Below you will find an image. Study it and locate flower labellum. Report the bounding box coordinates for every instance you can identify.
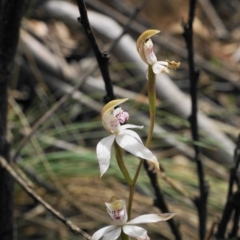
[136,29,180,76]
[92,197,176,240]
[96,98,159,176]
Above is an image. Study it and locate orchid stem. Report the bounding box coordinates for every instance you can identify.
[127,160,142,219]
[146,65,156,148]
[127,65,156,219]
[114,141,133,187]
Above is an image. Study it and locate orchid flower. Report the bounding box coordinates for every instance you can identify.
[136,29,180,77]
[96,98,159,177]
[92,197,176,240]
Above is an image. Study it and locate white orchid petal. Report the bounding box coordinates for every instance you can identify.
[120,129,143,143]
[127,213,176,225]
[96,134,116,177]
[116,134,159,169]
[152,62,169,74]
[92,225,114,240]
[120,124,143,130]
[102,226,121,240]
[123,225,149,240]
[144,39,157,64]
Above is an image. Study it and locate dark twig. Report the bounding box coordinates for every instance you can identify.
[143,161,182,240]
[76,0,115,103]
[215,190,240,239]
[215,135,240,239]
[0,157,91,240]
[0,1,25,239]
[182,1,208,239]
[228,135,240,199]
[229,206,240,238]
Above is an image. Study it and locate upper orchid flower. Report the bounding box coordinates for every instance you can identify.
[136,29,180,77]
[96,98,159,177]
[92,197,176,240]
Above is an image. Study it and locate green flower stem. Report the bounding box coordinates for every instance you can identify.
[114,141,133,187]
[127,157,143,219]
[121,230,129,240]
[127,65,156,219]
[146,65,156,148]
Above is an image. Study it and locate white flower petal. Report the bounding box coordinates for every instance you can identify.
[127,213,176,225]
[102,226,121,240]
[96,134,116,176]
[92,225,114,240]
[120,124,143,130]
[116,134,159,169]
[119,129,143,144]
[152,62,169,74]
[144,38,157,65]
[123,225,149,240]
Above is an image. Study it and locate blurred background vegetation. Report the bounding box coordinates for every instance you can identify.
[8,0,240,239]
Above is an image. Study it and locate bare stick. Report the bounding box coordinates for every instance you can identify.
[182,1,208,239]
[0,156,91,240]
[215,135,240,238]
[0,1,25,239]
[76,0,115,103]
[143,161,182,240]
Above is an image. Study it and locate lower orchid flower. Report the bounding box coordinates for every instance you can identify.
[92,197,176,240]
[96,98,159,177]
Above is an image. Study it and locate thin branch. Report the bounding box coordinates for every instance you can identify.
[229,206,240,238]
[0,1,25,239]
[0,156,91,240]
[215,134,240,238]
[182,1,208,239]
[143,161,182,240]
[228,135,240,199]
[215,190,240,239]
[76,0,115,103]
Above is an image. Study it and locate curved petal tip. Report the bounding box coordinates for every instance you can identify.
[136,29,160,64]
[101,98,128,117]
